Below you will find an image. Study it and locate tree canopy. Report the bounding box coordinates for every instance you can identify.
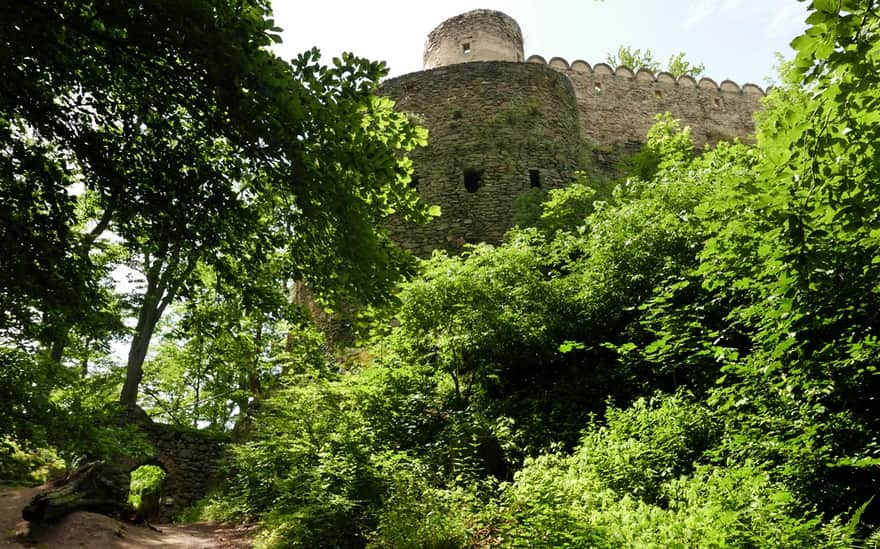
[0,0,430,407]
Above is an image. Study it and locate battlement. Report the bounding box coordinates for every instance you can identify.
[515,54,764,148]
[526,55,765,96]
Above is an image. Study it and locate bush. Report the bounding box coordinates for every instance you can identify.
[0,437,65,485]
[367,456,480,549]
[218,377,383,547]
[492,395,854,548]
[573,393,718,505]
[128,464,166,509]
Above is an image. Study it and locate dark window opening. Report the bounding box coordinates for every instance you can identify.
[593,81,602,92]
[463,169,481,193]
[529,169,541,188]
[713,97,722,107]
[408,174,420,189]
[654,90,663,99]
[462,42,471,54]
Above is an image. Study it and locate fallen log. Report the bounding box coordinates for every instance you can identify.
[22,461,136,523]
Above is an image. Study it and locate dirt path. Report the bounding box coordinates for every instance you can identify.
[0,485,255,548]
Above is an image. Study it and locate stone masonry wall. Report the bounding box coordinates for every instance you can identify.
[527,55,764,149]
[138,420,228,521]
[113,411,230,522]
[424,10,524,69]
[380,61,582,256]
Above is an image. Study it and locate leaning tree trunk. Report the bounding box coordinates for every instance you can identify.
[119,248,194,407]
[120,298,163,407]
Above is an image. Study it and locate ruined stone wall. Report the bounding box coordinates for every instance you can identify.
[135,420,228,521]
[424,9,524,69]
[527,55,764,149]
[380,61,582,256]
[106,409,230,522]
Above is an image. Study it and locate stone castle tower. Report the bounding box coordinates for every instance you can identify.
[380,9,764,256]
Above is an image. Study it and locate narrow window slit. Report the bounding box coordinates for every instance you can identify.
[529,169,541,188]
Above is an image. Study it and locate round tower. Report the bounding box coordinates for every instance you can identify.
[423,9,524,69]
[380,61,581,255]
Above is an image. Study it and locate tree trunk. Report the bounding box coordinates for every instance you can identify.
[118,247,194,408]
[119,291,163,407]
[193,332,203,428]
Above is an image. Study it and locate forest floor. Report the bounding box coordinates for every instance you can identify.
[0,485,255,548]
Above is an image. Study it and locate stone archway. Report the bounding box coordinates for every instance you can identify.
[23,409,229,524]
[129,417,229,521]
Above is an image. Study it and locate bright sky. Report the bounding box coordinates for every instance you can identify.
[271,0,808,87]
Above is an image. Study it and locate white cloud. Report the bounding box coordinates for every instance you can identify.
[686,0,718,28]
[765,2,808,40]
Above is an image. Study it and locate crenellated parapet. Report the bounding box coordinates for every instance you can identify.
[526,55,765,95]
[526,54,764,148]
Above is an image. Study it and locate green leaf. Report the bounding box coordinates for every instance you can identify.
[813,0,838,13]
[559,340,586,353]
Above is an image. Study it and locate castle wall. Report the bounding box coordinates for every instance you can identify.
[380,61,582,256]
[527,56,764,149]
[382,11,765,257]
[424,10,524,69]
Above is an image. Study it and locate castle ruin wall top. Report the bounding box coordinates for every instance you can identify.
[424,9,524,69]
[525,54,765,148]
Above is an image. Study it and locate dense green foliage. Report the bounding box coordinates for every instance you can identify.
[128,464,166,509]
[0,0,430,420]
[3,0,880,547]
[1,0,429,453]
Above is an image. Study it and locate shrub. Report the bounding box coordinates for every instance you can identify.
[367,456,479,549]
[0,437,65,485]
[573,393,718,505]
[492,394,853,548]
